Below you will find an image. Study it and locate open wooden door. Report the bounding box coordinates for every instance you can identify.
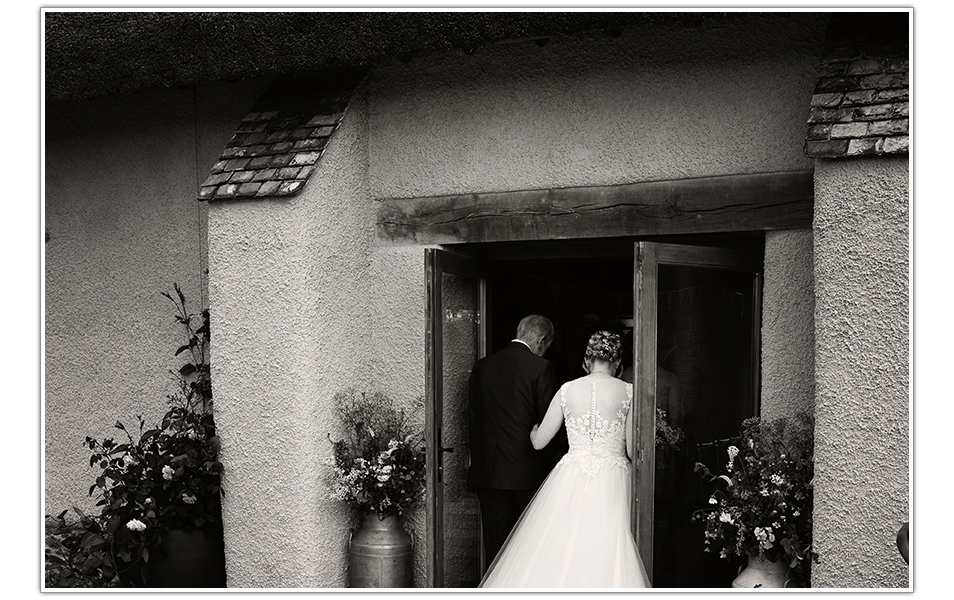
[424,248,488,587]
[632,241,762,587]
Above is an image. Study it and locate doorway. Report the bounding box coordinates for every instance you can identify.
[425,234,763,588]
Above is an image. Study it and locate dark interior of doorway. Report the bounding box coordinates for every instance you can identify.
[490,254,635,385]
[453,233,764,588]
[469,233,763,386]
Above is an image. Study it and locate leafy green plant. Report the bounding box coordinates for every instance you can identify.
[693,411,818,585]
[45,511,120,588]
[327,390,426,519]
[49,285,221,587]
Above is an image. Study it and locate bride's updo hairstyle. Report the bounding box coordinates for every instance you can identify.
[584,330,622,364]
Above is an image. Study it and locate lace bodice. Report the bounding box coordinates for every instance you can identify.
[557,377,633,476]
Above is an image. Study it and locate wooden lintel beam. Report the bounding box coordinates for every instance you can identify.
[375,170,814,245]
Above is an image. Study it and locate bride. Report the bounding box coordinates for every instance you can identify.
[479,330,651,588]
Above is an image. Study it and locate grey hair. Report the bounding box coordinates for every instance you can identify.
[515,315,554,344]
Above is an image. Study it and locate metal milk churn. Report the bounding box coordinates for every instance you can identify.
[349,512,413,587]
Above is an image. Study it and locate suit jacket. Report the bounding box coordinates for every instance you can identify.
[467,341,559,490]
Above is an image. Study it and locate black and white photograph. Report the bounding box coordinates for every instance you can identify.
[21,1,939,594]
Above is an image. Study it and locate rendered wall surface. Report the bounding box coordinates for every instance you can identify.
[367,13,826,199]
[207,96,433,587]
[811,156,909,588]
[44,79,267,519]
[368,243,429,585]
[760,230,816,420]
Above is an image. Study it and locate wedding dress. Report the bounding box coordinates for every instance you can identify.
[479,375,651,588]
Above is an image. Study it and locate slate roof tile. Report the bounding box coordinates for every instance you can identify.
[199,68,366,201]
[804,14,908,159]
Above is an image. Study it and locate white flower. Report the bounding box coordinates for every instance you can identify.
[709,497,718,505]
[182,492,197,504]
[719,512,733,524]
[770,474,784,486]
[793,510,801,517]
[374,463,394,482]
[725,445,740,470]
[162,465,175,480]
[754,527,776,550]
[126,518,147,532]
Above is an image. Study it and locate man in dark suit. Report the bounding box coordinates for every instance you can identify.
[468,314,562,567]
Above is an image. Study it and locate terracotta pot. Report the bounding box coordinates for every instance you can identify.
[349,512,413,588]
[147,528,226,588]
[731,552,790,588]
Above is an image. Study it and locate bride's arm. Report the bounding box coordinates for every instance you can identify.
[530,393,564,450]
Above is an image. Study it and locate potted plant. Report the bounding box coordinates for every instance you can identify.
[693,411,818,588]
[327,389,426,588]
[54,285,225,588]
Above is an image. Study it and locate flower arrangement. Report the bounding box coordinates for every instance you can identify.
[51,285,222,587]
[693,411,818,583]
[328,389,426,519]
[655,407,685,451]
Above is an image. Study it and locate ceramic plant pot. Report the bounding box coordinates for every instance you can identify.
[731,552,790,588]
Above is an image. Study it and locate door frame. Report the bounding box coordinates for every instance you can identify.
[631,241,763,582]
[425,238,764,587]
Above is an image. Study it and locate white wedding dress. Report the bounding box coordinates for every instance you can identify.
[479,375,651,588]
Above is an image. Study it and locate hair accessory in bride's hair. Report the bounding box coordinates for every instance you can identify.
[585,330,621,363]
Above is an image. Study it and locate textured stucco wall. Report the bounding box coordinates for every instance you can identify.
[207,96,430,587]
[760,230,816,420]
[367,13,826,198]
[44,79,265,518]
[811,157,909,588]
[368,244,429,585]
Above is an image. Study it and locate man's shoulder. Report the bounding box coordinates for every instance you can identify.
[505,344,554,373]
[477,342,549,369]
[496,342,538,361]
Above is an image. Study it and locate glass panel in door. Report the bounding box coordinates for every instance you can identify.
[652,263,759,587]
[633,242,761,588]
[425,249,486,588]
